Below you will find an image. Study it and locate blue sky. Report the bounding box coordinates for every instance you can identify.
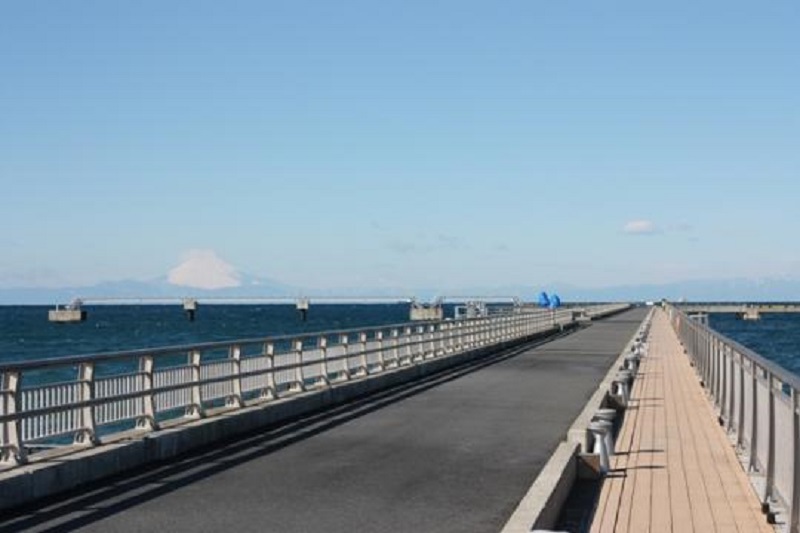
[1,1,798,292]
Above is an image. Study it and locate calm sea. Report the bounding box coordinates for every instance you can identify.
[0,304,419,364]
[708,312,800,377]
[1,305,799,379]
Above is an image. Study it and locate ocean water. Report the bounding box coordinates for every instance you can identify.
[2,305,799,380]
[708,312,800,377]
[0,304,420,364]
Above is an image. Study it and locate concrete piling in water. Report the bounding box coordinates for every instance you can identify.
[183,299,198,321]
[296,298,310,321]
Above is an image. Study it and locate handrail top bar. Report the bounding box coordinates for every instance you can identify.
[671,304,800,391]
[0,309,564,372]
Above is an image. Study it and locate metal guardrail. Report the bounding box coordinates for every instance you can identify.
[0,304,628,467]
[667,305,800,533]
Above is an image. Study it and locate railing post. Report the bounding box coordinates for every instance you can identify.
[318,337,330,385]
[358,332,368,375]
[228,344,243,408]
[390,329,400,367]
[763,372,776,507]
[727,346,735,432]
[712,337,720,402]
[446,322,455,353]
[340,334,351,379]
[402,327,412,364]
[293,339,306,392]
[136,356,159,431]
[790,388,800,533]
[452,322,462,353]
[749,362,759,472]
[261,342,276,400]
[469,319,476,347]
[719,341,727,419]
[187,349,204,418]
[414,326,424,362]
[375,331,385,370]
[1,371,27,465]
[701,327,707,385]
[737,353,746,449]
[703,331,710,386]
[75,362,98,445]
[711,334,717,394]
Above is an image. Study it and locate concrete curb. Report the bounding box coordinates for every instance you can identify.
[499,308,653,532]
[500,440,580,533]
[0,325,574,513]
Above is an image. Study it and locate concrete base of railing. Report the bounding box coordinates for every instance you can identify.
[0,325,576,513]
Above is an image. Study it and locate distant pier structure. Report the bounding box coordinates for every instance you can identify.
[677,302,800,321]
[409,299,444,321]
[296,298,310,321]
[48,299,87,323]
[183,299,198,321]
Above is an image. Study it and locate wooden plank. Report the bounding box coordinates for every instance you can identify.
[661,327,694,533]
[625,353,657,531]
[649,343,671,532]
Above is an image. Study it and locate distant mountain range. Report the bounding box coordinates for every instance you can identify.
[3,276,800,305]
[3,250,800,304]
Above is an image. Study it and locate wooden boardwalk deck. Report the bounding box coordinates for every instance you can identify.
[590,309,773,533]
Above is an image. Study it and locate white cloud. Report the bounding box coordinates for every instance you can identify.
[623,220,659,235]
[167,250,242,289]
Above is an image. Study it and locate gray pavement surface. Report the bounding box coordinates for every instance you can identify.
[2,308,646,533]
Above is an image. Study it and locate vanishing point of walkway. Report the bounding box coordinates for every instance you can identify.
[590,309,772,532]
[1,309,645,533]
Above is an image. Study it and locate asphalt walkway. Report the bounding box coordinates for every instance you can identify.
[2,309,646,533]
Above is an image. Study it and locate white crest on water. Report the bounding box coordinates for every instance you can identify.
[167,250,242,289]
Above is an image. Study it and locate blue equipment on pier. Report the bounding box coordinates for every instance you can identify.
[537,292,551,307]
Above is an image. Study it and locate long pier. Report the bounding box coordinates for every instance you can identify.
[2,302,797,531]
